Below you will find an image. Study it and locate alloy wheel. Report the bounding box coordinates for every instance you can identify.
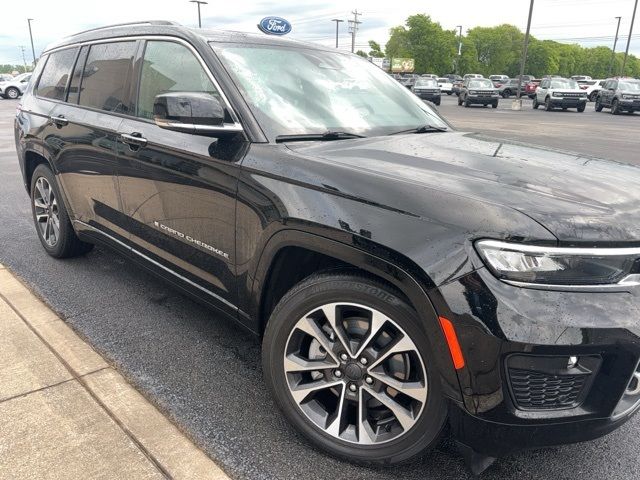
[283,302,427,445]
[6,88,19,99]
[33,177,60,247]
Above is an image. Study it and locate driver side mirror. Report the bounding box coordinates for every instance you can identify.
[153,92,242,137]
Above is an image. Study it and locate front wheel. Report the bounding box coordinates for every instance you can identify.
[5,87,20,99]
[545,97,553,111]
[30,164,94,258]
[491,101,498,108]
[262,272,447,465]
[611,99,621,115]
[577,103,586,113]
[464,97,471,107]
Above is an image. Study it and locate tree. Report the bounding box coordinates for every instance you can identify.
[368,40,385,58]
[355,50,368,58]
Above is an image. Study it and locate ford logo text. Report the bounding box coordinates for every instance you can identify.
[257,16,292,36]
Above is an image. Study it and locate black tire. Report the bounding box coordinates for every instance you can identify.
[532,96,539,109]
[434,98,441,106]
[457,95,462,106]
[501,90,511,98]
[464,97,471,108]
[262,272,447,465]
[595,96,603,112]
[545,96,553,111]
[5,87,20,99]
[447,92,452,96]
[577,103,586,113]
[589,91,599,102]
[491,101,498,108]
[30,164,94,258]
[611,99,621,115]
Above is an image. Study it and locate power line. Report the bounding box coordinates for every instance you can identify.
[348,10,362,53]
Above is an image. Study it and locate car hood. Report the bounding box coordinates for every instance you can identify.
[286,132,640,244]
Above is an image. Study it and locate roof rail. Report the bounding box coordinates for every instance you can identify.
[70,20,180,37]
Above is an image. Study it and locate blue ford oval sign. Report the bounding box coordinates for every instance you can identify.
[258,16,292,36]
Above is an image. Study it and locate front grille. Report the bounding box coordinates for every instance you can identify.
[557,92,583,98]
[508,368,588,409]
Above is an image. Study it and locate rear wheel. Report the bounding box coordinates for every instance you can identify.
[589,91,599,102]
[262,272,446,465]
[30,164,93,258]
[501,90,511,98]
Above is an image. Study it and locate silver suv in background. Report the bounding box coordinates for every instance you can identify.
[533,77,587,112]
[0,72,32,99]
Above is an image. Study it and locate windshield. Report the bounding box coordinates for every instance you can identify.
[415,78,437,87]
[619,80,640,91]
[469,79,493,89]
[550,79,579,89]
[213,44,447,140]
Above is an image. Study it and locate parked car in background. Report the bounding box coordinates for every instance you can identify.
[497,78,523,98]
[444,73,462,82]
[582,79,606,101]
[595,77,640,114]
[489,74,509,87]
[463,73,484,80]
[437,77,454,95]
[452,79,464,96]
[0,72,32,99]
[421,73,438,79]
[571,75,592,81]
[525,79,541,98]
[533,77,587,112]
[400,73,419,89]
[412,77,441,105]
[458,77,499,107]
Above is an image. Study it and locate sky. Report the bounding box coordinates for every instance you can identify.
[1,0,638,66]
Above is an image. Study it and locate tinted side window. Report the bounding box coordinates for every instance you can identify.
[67,46,89,104]
[137,41,219,120]
[36,48,78,101]
[79,41,137,113]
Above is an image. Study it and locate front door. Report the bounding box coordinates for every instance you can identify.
[116,39,245,314]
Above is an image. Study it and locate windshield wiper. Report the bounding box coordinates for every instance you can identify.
[275,131,366,143]
[389,125,448,135]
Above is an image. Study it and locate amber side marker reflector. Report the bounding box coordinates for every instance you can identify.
[438,316,465,370]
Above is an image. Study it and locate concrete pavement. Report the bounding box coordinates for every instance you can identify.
[0,264,229,480]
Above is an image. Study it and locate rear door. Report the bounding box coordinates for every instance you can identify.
[45,40,139,241]
[115,38,245,315]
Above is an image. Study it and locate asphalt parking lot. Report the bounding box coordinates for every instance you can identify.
[1,96,640,480]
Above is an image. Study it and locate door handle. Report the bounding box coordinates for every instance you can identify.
[120,132,148,148]
[50,115,68,128]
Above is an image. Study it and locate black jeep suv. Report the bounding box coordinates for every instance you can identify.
[14,21,640,471]
[595,77,640,114]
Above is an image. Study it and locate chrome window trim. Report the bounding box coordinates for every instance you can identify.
[42,35,242,129]
[477,239,640,257]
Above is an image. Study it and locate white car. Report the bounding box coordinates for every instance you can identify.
[533,77,587,112]
[0,72,32,99]
[436,77,453,95]
[581,79,606,102]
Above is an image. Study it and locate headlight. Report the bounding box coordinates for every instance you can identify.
[468,90,478,95]
[475,240,640,286]
[552,92,562,97]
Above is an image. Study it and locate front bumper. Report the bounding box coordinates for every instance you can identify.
[414,90,441,101]
[550,97,587,107]
[467,94,499,104]
[620,99,640,111]
[430,266,640,456]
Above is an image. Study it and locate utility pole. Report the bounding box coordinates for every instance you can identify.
[27,18,36,66]
[331,19,344,48]
[609,16,622,76]
[19,46,28,73]
[514,0,534,109]
[348,10,362,54]
[456,25,462,75]
[189,0,208,28]
[621,0,638,76]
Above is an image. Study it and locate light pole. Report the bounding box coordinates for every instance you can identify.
[609,16,622,76]
[621,0,638,76]
[189,0,208,28]
[331,19,344,48]
[27,18,36,66]
[514,0,534,109]
[456,25,462,75]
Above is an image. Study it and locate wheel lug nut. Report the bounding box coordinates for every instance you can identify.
[334,370,342,378]
[360,357,368,365]
[365,376,373,385]
[349,383,357,392]
[340,353,348,362]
